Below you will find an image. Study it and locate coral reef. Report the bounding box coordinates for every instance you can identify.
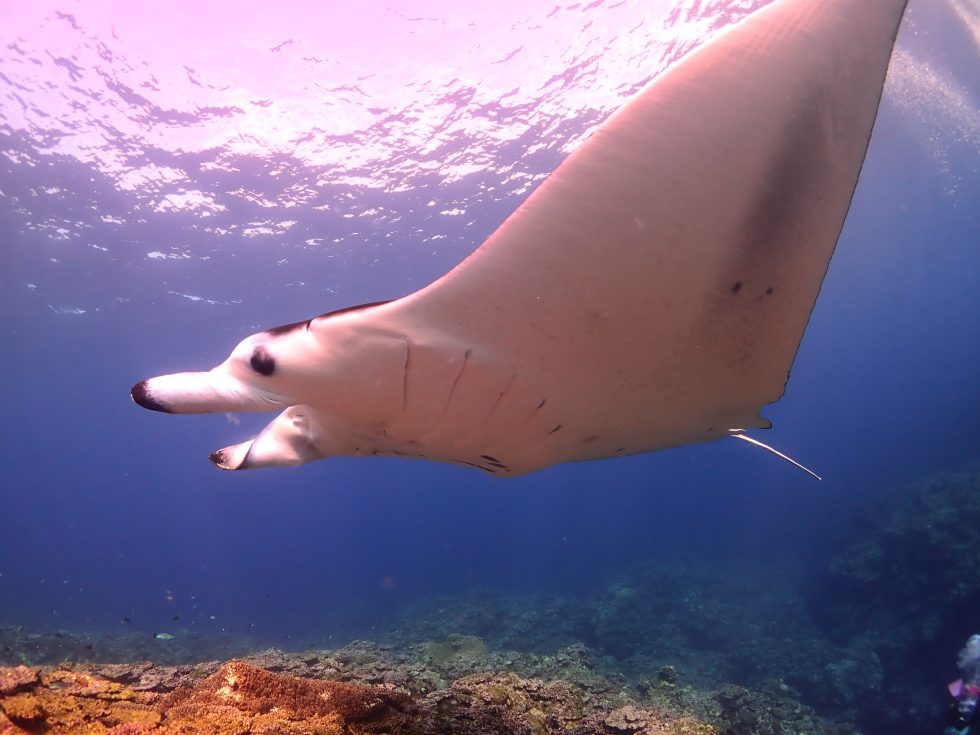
[0,655,720,735]
[0,664,161,734]
[160,659,413,734]
[714,683,855,735]
[6,469,977,734]
[389,560,868,717]
[0,659,411,734]
[0,573,864,735]
[820,471,980,636]
[812,470,980,734]
[393,588,587,653]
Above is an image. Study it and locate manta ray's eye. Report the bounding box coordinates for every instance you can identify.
[250,346,275,376]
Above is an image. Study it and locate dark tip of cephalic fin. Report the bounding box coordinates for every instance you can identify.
[209,448,238,471]
[131,380,173,413]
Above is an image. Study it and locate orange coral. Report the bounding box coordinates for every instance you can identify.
[0,665,37,695]
[0,662,411,735]
[0,659,716,734]
[160,660,412,734]
[0,666,159,735]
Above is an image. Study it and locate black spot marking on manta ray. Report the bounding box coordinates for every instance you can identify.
[731,281,743,294]
[480,454,511,472]
[765,287,774,295]
[250,346,275,376]
[549,424,563,435]
[131,380,173,413]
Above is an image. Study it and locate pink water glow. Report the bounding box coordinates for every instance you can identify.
[1,1,764,193]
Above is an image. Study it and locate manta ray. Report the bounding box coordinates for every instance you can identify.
[132,0,909,477]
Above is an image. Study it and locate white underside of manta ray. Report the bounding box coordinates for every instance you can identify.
[132,0,910,477]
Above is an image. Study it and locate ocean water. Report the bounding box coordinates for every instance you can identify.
[1,1,978,733]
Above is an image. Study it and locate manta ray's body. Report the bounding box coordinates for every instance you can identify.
[133,0,910,476]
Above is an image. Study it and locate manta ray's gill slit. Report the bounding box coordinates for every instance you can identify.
[507,395,552,440]
[401,341,411,414]
[439,349,472,420]
[475,373,517,429]
[548,424,563,435]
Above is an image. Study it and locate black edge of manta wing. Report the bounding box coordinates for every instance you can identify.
[316,300,392,320]
[264,300,394,337]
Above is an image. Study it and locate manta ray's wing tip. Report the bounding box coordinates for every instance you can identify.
[131,379,173,413]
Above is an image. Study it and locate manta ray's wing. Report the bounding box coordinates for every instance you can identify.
[133,0,908,476]
[357,0,909,469]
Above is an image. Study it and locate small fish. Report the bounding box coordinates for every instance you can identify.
[154,632,175,640]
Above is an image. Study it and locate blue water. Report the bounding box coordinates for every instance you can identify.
[1,1,978,732]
